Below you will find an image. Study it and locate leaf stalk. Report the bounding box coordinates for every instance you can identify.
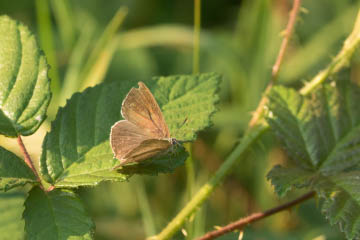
[17,136,43,190]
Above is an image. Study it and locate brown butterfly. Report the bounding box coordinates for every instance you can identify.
[110,82,178,166]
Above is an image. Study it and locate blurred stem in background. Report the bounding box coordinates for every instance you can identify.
[249,0,301,127]
[134,178,156,237]
[58,7,128,107]
[79,7,128,90]
[193,0,201,74]
[300,9,360,95]
[185,0,202,239]
[35,0,61,117]
[50,0,75,51]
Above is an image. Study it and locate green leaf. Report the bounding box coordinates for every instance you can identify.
[0,191,26,240]
[318,172,360,240]
[266,165,315,197]
[266,86,324,170]
[0,146,36,191]
[0,15,51,137]
[267,77,360,176]
[154,73,221,141]
[23,187,94,240]
[266,76,360,239]
[40,73,221,187]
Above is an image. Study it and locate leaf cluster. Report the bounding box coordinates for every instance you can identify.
[0,15,221,239]
[266,73,360,239]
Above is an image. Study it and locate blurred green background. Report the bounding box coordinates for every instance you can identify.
[1,0,359,239]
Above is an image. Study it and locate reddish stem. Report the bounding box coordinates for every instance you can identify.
[197,191,316,240]
[249,0,302,127]
[17,136,50,191]
[271,0,301,81]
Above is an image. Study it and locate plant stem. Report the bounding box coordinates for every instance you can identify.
[79,7,128,90]
[35,0,61,119]
[300,9,360,95]
[185,1,202,237]
[135,178,156,236]
[35,0,61,94]
[193,0,201,74]
[151,6,360,240]
[17,136,42,188]
[185,143,195,239]
[249,0,302,127]
[197,191,316,240]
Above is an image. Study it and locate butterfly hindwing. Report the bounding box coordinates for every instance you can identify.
[121,139,172,165]
[110,120,152,160]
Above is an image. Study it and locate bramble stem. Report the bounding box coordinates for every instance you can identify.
[249,0,302,127]
[300,10,360,95]
[197,191,315,240]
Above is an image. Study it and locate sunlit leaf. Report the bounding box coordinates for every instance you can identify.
[0,15,51,137]
[40,73,221,187]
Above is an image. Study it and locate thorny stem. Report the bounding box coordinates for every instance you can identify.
[151,6,360,240]
[300,9,360,95]
[197,191,316,240]
[249,0,302,127]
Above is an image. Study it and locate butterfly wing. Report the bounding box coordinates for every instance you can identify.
[110,120,152,160]
[110,120,171,165]
[120,139,171,165]
[121,82,170,139]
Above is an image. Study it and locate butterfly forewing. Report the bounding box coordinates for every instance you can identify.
[110,82,175,166]
[121,82,170,138]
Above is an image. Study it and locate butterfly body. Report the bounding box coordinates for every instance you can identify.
[110,82,177,166]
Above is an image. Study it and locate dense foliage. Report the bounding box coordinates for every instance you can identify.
[1,1,360,239]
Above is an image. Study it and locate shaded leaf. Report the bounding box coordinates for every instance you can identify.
[266,78,360,178]
[23,187,94,240]
[0,15,51,137]
[266,165,314,197]
[0,191,26,240]
[318,172,360,240]
[40,73,221,187]
[0,146,36,191]
[266,76,360,239]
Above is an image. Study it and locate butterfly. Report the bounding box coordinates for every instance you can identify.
[110,82,178,166]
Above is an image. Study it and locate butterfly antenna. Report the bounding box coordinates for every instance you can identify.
[172,117,189,138]
[180,117,188,128]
